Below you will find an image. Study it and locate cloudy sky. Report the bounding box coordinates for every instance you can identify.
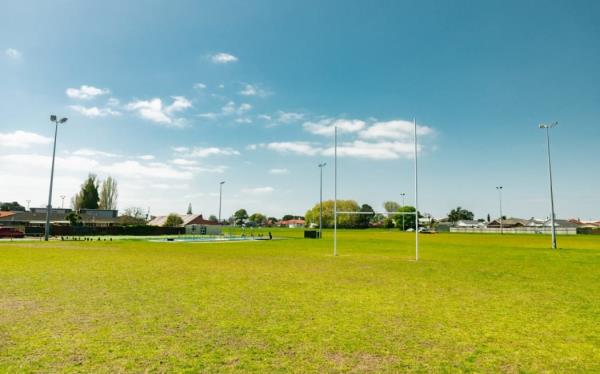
[1,0,599,220]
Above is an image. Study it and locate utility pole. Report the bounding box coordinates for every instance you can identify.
[496,186,503,235]
[539,122,558,249]
[318,163,327,238]
[44,115,67,241]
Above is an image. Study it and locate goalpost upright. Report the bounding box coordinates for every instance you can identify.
[333,119,420,261]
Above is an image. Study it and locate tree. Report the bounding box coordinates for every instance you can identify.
[163,213,183,227]
[357,204,375,228]
[282,214,303,221]
[117,207,147,225]
[0,201,25,211]
[187,203,192,215]
[487,213,491,222]
[447,206,474,223]
[99,176,118,210]
[304,200,360,228]
[395,206,419,230]
[65,211,82,226]
[234,209,249,226]
[249,213,267,226]
[208,214,218,222]
[73,174,100,209]
[383,201,401,213]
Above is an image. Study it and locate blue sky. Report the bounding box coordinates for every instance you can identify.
[1,0,599,220]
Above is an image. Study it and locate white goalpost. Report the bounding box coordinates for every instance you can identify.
[333,119,420,261]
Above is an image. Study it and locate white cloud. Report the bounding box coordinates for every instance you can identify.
[211,52,238,64]
[69,105,121,118]
[239,84,269,97]
[258,114,272,121]
[269,168,289,175]
[101,160,193,180]
[322,140,419,160]
[277,111,304,123]
[171,158,198,166]
[107,97,120,106]
[303,118,366,136]
[241,186,274,195]
[263,142,322,156]
[0,130,52,148]
[71,148,119,158]
[5,48,21,59]
[139,155,155,160]
[126,96,191,126]
[235,117,252,124]
[66,85,110,100]
[194,83,207,89]
[358,120,433,140]
[174,146,240,158]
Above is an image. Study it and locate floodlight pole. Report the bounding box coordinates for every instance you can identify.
[540,122,558,249]
[218,181,225,223]
[496,186,503,235]
[414,119,419,261]
[400,192,406,231]
[44,116,67,241]
[318,162,327,239]
[333,126,338,256]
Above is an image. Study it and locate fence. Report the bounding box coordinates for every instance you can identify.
[449,227,577,235]
[25,225,185,237]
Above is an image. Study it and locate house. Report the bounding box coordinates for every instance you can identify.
[455,220,486,228]
[487,218,529,228]
[147,214,217,227]
[0,208,119,228]
[279,219,305,228]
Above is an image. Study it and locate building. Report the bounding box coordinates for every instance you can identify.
[279,219,306,228]
[0,208,119,229]
[455,220,486,228]
[487,218,529,228]
[147,214,217,227]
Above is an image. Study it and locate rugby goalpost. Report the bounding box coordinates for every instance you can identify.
[333,119,420,261]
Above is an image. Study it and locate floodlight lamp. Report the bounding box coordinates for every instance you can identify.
[220,181,225,185]
[59,117,68,124]
[50,115,57,122]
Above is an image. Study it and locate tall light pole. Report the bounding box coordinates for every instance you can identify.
[26,200,31,211]
[60,195,66,209]
[400,192,406,231]
[539,122,558,249]
[318,162,327,238]
[218,181,225,224]
[44,115,68,241]
[496,186,503,235]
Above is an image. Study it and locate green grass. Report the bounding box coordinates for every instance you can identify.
[1,230,599,372]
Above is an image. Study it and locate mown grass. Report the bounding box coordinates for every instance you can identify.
[1,230,599,372]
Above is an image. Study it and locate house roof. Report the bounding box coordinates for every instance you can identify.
[147,214,215,226]
[0,211,16,218]
[280,219,305,225]
[0,211,118,224]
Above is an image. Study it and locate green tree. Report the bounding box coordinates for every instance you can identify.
[0,201,25,211]
[99,176,118,210]
[234,209,249,226]
[163,213,183,227]
[447,206,474,223]
[187,203,193,215]
[208,214,218,222]
[394,206,418,230]
[305,200,360,228]
[383,201,401,213]
[117,207,147,225]
[73,174,100,209]
[65,211,82,226]
[249,213,267,226]
[357,204,375,228]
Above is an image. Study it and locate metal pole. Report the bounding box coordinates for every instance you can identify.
[218,182,224,223]
[334,126,338,256]
[319,164,323,239]
[401,193,406,231]
[44,121,59,241]
[544,126,557,249]
[414,119,419,261]
[497,186,503,235]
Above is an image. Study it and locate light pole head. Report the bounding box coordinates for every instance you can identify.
[539,122,558,129]
[59,117,68,124]
[50,115,57,122]
[220,181,225,185]
[496,186,503,190]
[318,162,327,168]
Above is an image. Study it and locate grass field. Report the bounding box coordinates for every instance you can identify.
[1,230,599,372]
